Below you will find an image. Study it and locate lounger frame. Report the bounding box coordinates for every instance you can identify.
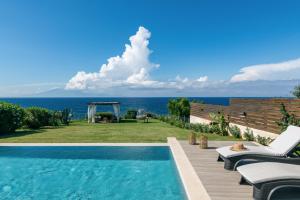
[218,146,300,170]
[241,177,300,200]
[239,160,300,200]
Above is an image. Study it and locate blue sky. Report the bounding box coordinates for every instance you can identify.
[1,0,300,97]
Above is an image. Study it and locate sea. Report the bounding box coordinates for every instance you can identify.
[0,97,231,119]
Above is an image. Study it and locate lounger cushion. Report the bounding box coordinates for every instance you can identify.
[216,145,274,158]
[268,125,300,156]
[217,125,300,158]
[237,162,300,184]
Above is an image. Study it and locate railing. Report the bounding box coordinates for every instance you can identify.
[191,98,300,133]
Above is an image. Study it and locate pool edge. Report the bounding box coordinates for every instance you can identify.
[0,143,168,146]
[168,137,211,200]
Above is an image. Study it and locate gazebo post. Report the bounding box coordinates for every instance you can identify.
[113,104,121,122]
[87,104,96,123]
[87,105,91,123]
[92,105,96,123]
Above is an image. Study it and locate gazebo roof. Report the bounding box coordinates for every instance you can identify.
[88,102,120,105]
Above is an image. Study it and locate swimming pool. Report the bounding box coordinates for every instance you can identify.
[0,146,187,200]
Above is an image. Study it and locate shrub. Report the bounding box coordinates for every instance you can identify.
[243,127,255,141]
[184,122,191,130]
[24,107,52,129]
[188,123,210,133]
[48,111,62,127]
[61,108,72,125]
[201,124,210,133]
[256,135,273,146]
[0,102,25,133]
[174,119,185,128]
[95,112,114,122]
[276,103,300,131]
[124,109,138,119]
[158,115,213,134]
[209,123,221,134]
[158,115,166,122]
[209,112,229,136]
[190,123,201,132]
[229,125,241,138]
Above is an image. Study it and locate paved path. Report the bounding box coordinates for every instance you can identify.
[179,140,255,200]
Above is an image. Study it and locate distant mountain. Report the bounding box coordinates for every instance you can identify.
[32,88,93,97]
[32,79,299,97]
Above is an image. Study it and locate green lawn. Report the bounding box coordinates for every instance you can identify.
[0,119,241,143]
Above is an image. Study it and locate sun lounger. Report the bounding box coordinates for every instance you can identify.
[237,162,300,200]
[216,125,300,170]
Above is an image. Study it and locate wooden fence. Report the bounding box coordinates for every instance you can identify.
[191,98,300,133]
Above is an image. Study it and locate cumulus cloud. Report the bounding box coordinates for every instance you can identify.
[230,57,300,82]
[197,76,208,82]
[66,26,209,92]
[66,26,159,90]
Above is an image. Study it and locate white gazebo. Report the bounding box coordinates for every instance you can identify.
[87,102,121,123]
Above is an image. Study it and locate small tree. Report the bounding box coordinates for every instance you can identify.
[276,103,300,131]
[292,84,300,98]
[177,98,190,122]
[167,99,178,116]
[167,98,190,122]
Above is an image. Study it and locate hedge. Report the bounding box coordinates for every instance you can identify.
[0,102,25,133]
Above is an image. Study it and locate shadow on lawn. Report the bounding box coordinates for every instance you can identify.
[120,119,138,123]
[120,119,157,124]
[0,126,65,139]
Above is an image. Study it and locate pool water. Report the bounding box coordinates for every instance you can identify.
[0,146,187,200]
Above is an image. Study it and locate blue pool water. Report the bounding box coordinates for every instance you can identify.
[0,146,187,200]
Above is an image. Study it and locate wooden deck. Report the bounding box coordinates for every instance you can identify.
[179,141,256,200]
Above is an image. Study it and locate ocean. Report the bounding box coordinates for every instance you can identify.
[0,97,229,119]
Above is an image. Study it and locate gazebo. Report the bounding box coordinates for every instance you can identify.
[87,102,121,123]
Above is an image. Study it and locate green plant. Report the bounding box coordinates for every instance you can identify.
[256,135,273,146]
[184,122,191,129]
[229,125,241,138]
[243,127,255,141]
[24,107,52,129]
[124,109,138,119]
[95,112,114,122]
[0,102,25,133]
[49,111,62,127]
[167,98,190,122]
[209,123,221,134]
[190,123,202,132]
[209,112,229,136]
[292,84,300,98]
[174,118,185,128]
[201,124,210,133]
[276,103,300,131]
[61,108,72,125]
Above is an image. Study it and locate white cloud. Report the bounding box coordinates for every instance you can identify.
[66,26,209,92]
[230,57,300,82]
[66,26,159,90]
[197,76,208,82]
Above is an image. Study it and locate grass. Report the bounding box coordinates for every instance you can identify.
[0,119,241,143]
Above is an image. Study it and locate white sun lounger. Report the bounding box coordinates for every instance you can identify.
[216,125,300,170]
[237,162,300,200]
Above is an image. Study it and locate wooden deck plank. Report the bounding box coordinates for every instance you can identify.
[179,140,255,200]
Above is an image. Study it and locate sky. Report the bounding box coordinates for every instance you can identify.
[1,0,300,97]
